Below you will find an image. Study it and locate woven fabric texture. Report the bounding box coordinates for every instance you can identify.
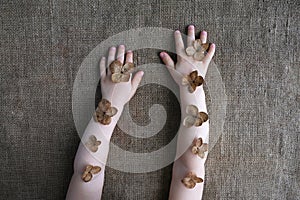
[0,0,299,199]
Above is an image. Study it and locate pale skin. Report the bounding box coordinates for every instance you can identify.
[66,25,215,200]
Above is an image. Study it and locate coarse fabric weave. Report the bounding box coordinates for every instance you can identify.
[0,0,299,199]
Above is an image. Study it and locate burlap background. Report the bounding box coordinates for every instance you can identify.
[0,0,299,199]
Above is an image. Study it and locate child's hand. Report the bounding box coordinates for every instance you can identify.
[100,45,144,109]
[159,25,215,87]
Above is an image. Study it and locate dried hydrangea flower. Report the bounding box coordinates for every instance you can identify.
[185,39,209,61]
[82,165,101,182]
[85,135,101,153]
[191,137,208,159]
[182,70,204,93]
[110,60,135,83]
[183,105,208,128]
[181,172,203,189]
[94,99,118,125]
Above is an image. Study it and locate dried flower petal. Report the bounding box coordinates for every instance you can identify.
[182,172,203,189]
[191,137,208,159]
[110,60,135,83]
[186,46,196,56]
[82,165,102,182]
[181,71,204,93]
[184,105,208,128]
[186,39,209,61]
[94,99,117,125]
[186,105,198,117]
[183,116,196,128]
[86,135,101,153]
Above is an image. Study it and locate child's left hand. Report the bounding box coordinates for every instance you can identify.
[100,45,144,110]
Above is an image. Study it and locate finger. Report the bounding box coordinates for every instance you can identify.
[200,31,207,44]
[203,43,215,64]
[130,71,144,99]
[174,30,185,57]
[160,52,175,69]
[116,45,125,64]
[187,25,195,47]
[99,57,106,81]
[125,50,133,63]
[107,46,116,76]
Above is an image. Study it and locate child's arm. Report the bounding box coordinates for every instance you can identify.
[66,46,144,200]
[160,25,215,200]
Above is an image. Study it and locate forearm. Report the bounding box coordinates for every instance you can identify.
[66,106,123,200]
[169,86,209,200]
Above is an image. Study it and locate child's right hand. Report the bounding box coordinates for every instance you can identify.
[159,25,215,88]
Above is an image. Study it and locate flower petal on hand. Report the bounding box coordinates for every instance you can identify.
[122,62,135,74]
[186,46,196,56]
[193,51,205,61]
[193,39,202,50]
[99,99,111,112]
[109,60,122,74]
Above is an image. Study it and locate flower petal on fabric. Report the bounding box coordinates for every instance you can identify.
[186,46,196,56]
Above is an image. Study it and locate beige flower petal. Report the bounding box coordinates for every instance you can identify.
[198,151,205,158]
[186,105,198,117]
[192,146,198,154]
[98,99,111,112]
[82,172,92,182]
[186,46,196,56]
[193,176,203,183]
[193,51,205,61]
[188,85,196,93]
[109,60,122,74]
[90,145,98,153]
[111,73,130,83]
[90,166,101,174]
[200,143,208,152]
[181,76,190,86]
[106,107,118,117]
[183,116,196,128]
[193,39,202,50]
[122,62,135,74]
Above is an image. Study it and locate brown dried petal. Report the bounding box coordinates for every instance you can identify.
[111,73,131,83]
[198,112,208,122]
[90,166,101,174]
[194,75,204,86]
[122,62,135,74]
[192,146,198,154]
[186,46,196,56]
[193,176,203,183]
[195,137,203,147]
[186,105,199,117]
[82,172,92,182]
[198,151,205,159]
[200,143,208,152]
[85,165,93,172]
[98,99,111,112]
[109,60,122,74]
[182,178,196,189]
[188,85,196,93]
[201,43,210,51]
[189,71,198,81]
[100,115,112,125]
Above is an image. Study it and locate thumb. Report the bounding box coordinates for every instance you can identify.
[129,71,144,99]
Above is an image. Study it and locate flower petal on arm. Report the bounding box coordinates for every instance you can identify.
[198,112,209,122]
[186,105,198,117]
[183,116,196,128]
[91,166,101,174]
[106,107,118,117]
[181,76,190,86]
[193,176,203,183]
[99,99,111,112]
[194,75,204,86]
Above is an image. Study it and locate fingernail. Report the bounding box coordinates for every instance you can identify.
[201,31,207,35]
[140,71,144,76]
[119,44,125,48]
[175,30,180,34]
[160,52,165,58]
[188,25,194,30]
